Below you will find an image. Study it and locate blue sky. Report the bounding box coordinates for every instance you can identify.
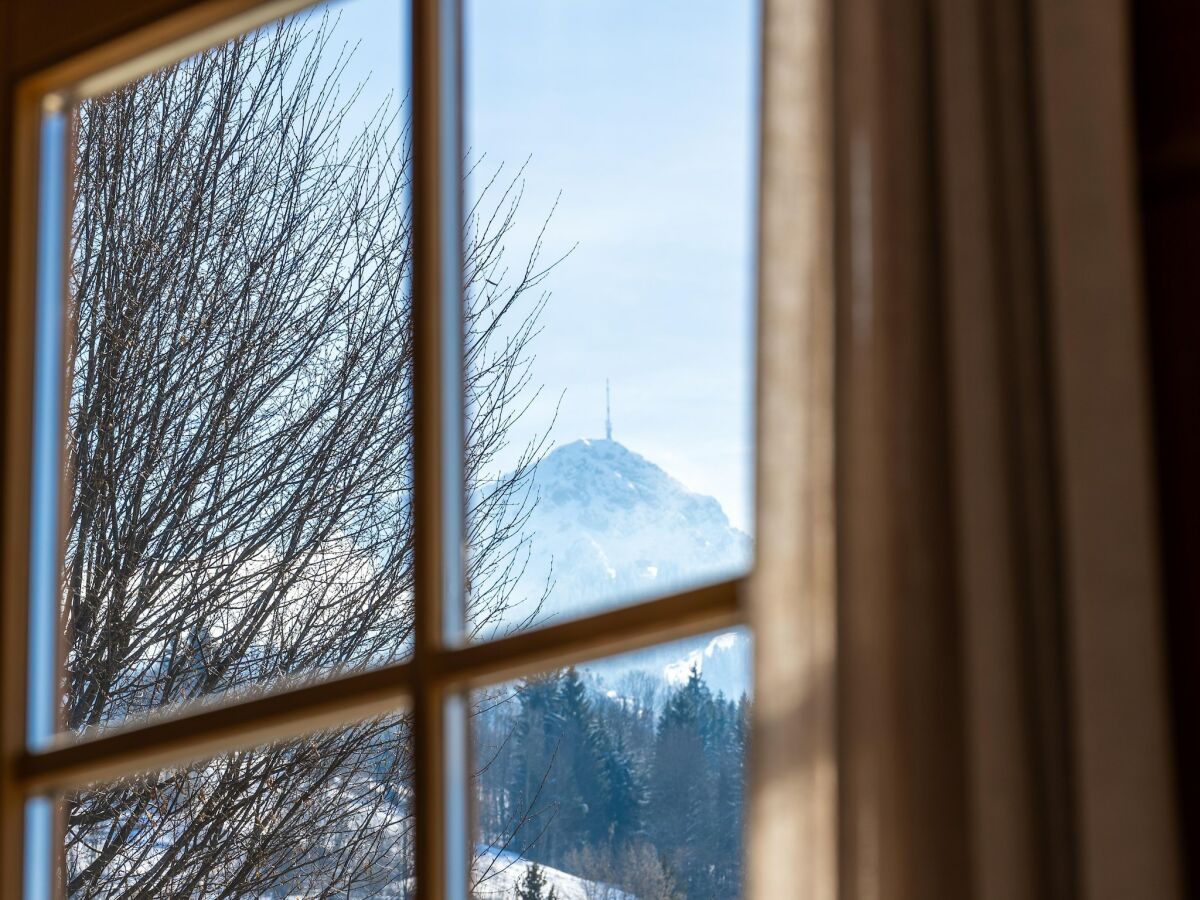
[332,0,758,530]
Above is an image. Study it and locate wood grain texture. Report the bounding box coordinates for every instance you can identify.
[748,1,837,898]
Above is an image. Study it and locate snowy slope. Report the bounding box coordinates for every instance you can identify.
[473,847,632,900]
[497,438,752,698]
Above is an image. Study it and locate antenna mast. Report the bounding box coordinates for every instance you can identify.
[605,379,613,441]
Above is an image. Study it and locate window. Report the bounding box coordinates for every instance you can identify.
[10,0,1178,897]
[6,0,1182,895]
[2,0,836,897]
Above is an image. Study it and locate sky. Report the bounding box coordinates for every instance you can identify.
[328,0,759,530]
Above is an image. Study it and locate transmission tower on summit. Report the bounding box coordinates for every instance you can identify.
[605,379,613,441]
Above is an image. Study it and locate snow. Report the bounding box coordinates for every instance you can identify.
[492,438,753,697]
[502,438,750,620]
[663,631,747,687]
[710,632,739,652]
[473,847,633,900]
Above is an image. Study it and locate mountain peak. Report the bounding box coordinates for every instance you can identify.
[512,438,748,615]
[534,438,722,520]
[497,436,752,696]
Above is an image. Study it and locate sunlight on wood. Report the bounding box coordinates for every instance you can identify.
[749,0,836,898]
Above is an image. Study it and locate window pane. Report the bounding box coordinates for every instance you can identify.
[63,715,414,897]
[464,1,759,639]
[472,630,751,899]
[56,0,412,734]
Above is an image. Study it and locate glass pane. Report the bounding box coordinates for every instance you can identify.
[472,630,752,899]
[464,0,759,640]
[56,0,412,734]
[63,715,414,898]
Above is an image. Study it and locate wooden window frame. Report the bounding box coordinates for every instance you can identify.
[0,0,835,897]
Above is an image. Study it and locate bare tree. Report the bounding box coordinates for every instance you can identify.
[64,12,555,897]
[565,842,680,900]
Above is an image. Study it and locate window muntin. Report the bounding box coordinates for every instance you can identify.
[6,1,761,897]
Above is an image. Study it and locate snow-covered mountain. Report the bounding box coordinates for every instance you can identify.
[496,438,753,698]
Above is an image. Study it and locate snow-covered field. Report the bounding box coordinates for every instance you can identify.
[472,847,632,900]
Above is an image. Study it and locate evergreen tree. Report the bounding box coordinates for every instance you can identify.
[648,667,721,899]
[508,673,564,862]
[710,692,746,895]
[515,862,558,900]
[596,729,643,847]
[556,668,606,852]
[489,665,750,899]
